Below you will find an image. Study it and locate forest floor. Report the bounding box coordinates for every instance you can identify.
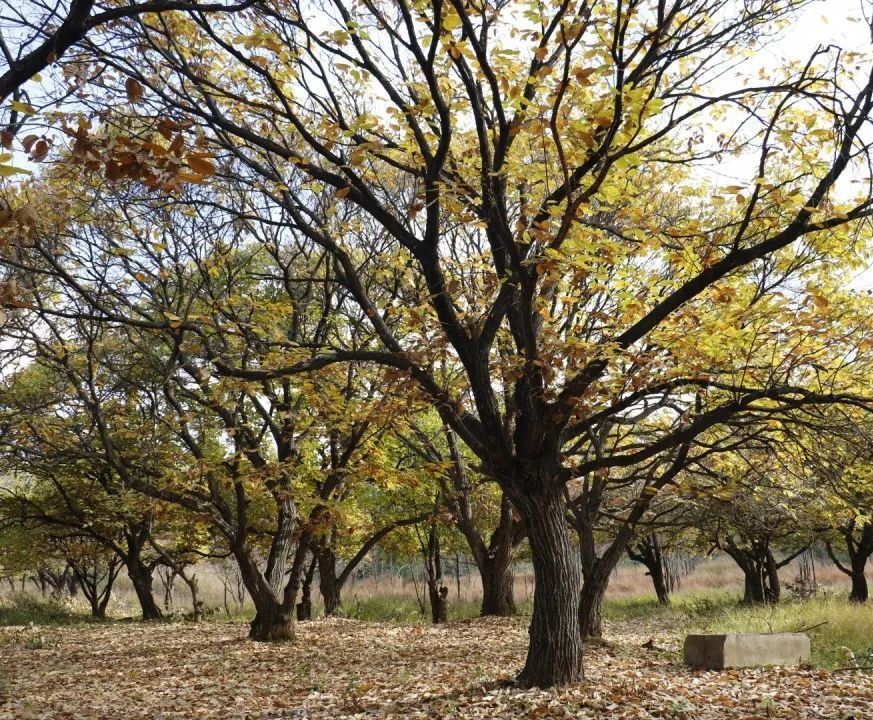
[1,613,871,720]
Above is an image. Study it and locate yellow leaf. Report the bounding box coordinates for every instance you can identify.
[9,101,36,116]
[0,163,31,176]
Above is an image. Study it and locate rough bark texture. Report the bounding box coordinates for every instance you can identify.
[429,584,449,623]
[249,602,294,641]
[578,578,606,640]
[234,547,295,641]
[849,557,869,603]
[479,553,516,617]
[570,502,628,640]
[514,487,583,688]
[126,559,162,620]
[319,546,342,617]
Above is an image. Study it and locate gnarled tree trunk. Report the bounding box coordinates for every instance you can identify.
[627,535,670,605]
[126,558,162,620]
[318,545,342,617]
[827,523,872,603]
[514,485,583,688]
[233,547,295,641]
[480,551,516,617]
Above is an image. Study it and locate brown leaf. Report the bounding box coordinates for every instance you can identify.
[21,134,39,153]
[125,77,144,103]
[31,139,50,161]
[187,155,216,175]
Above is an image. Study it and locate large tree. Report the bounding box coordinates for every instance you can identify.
[3,0,873,687]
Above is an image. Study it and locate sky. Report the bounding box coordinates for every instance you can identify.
[786,0,873,290]
[709,0,873,291]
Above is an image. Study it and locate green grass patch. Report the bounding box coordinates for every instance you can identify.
[0,596,87,627]
[603,590,740,628]
[686,593,873,668]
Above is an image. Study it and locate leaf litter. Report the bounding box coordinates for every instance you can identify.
[0,617,870,719]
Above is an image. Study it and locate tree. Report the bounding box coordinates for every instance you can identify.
[801,414,873,603]
[827,519,873,603]
[402,421,524,617]
[65,538,122,619]
[0,361,174,620]
[688,451,812,604]
[5,0,873,687]
[627,534,671,606]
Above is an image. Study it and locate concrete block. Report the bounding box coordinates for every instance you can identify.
[683,633,810,669]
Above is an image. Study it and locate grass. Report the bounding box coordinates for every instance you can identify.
[687,592,873,669]
[0,596,86,627]
[602,590,873,669]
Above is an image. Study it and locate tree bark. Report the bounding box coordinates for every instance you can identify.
[436,430,521,618]
[480,552,516,617]
[578,579,605,640]
[628,535,670,605]
[126,559,162,620]
[297,553,318,621]
[296,583,312,621]
[764,549,781,603]
[742,569,766,604]
[429,583,449,623]
[827,523,872,603]
[849,556,869,603]
[233,547,295,641]
[318,545,342,616]
[514,487,583,688]
[249,599,294,640]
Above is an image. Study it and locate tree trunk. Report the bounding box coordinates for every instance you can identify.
[650,561,669,605]
[66,571,80,598]
[826,529,871,604]
[514,487,583,688]
[849,556,869,603]
[297,551,318,621]
[296,582,312,621]
[126,560,162,620]
[187,575,204,622]
[249,599,294,641]
[440,431,520,618]
[579,576,606,639]
[318,546,342,616]
[429,583,448,623]
[233,547,295,641]
[480,553,516,617]
[742,568,766,604]
[764,549,781,603]
[90,596,105,619]
[627,535,671,605]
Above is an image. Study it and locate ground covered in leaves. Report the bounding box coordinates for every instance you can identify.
[1,617,871,719]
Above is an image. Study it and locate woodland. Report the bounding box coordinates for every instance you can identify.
[0,0,872,716]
